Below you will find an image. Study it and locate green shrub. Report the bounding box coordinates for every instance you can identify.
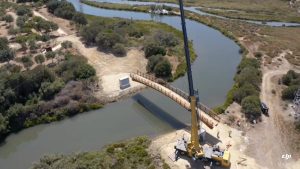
[61,41,72,49]
[146,54,163,72]
[29,40,38,51]
[39,80,65,100]
[235,66,262,89]
[153,30,179,47]
[129,30,143,38]
[8,28,19,35]
[0,114,8,137]
[154,59,172,77]
[16,6,32,16]
[96,32,123,50]
[72,13,87,25]
[34,54,45,63]
[233,83,258,103]
[254,52,263,58]
[41,34,51,42]
[20,55,33,68]
[282,70,299,86]
[47,0,76,20]
[0,37,9,50]
[241,95,261,120]
[16,16,28,27]
[73,64,96,79]
[112,43,126,57]
[144,43,166,58]
[282,85,299,100]
[237,57,260,73]
[0,49,15,63]
[45,51,56,60]
[3,14,13,23]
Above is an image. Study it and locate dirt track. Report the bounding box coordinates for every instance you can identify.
[246,54,300,169]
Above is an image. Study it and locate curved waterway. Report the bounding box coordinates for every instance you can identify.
[0,1,241,168]
[93,0,300,27]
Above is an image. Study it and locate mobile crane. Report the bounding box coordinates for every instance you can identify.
[174,0,231,168]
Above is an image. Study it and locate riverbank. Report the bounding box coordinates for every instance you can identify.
[31,136,171,169]
[129,0,300,23]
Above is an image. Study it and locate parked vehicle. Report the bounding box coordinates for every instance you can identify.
[260,102,269,116]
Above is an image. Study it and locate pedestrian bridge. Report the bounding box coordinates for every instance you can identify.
[130,72,220,129]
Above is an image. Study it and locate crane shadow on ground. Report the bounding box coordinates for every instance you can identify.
[133,94,187,130]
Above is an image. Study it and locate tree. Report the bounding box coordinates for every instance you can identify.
[154,59,172,77]
[73,64,96,79]
[72,13,87,25]
[144,43,166,58]
[241,95,261,120]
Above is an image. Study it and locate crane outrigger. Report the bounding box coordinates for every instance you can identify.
[173,0,231,167]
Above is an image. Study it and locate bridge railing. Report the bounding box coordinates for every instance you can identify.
[134,71,221,122]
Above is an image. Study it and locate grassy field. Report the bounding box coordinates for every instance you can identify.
[32,137,170,169]
[198,7,300,23]
[81,0,150,13]
[130,0,300,22]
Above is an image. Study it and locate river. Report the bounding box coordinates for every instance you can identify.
[92,0,300,27]
[0,1,241,168]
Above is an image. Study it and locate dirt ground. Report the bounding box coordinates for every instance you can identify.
[150,123,265,169]
[34,9,148,99]
[245,53,300,169]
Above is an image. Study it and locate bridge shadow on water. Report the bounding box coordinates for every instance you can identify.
[133,94,221,144]
[133,94,187,130]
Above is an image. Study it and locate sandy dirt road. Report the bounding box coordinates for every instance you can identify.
[246,55,300,169]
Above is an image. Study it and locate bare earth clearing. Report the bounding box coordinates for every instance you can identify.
[35,8,147,100]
